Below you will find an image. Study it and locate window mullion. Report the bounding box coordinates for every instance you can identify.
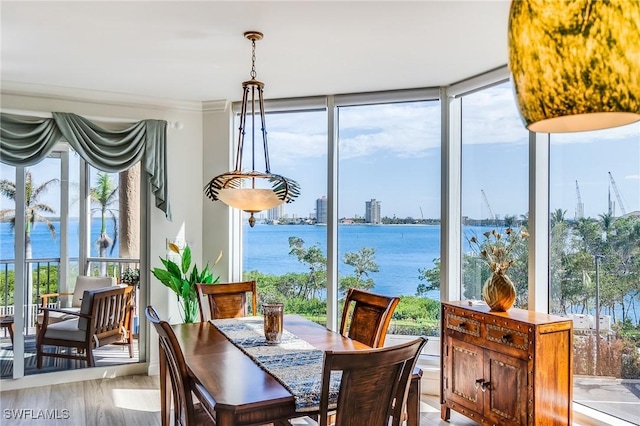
[441,88,462,302]
[528,132,550,312]
[326,95,339,332]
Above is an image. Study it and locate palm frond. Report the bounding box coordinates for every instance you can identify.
[0,180,16,200]
[30,178,60,203]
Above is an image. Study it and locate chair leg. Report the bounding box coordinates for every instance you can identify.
[406,375,420,426]
[86,348,94,367]
[36,347,43,369]
[36,329,44,369]
[128,333,134,358]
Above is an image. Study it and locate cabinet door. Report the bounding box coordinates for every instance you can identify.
[443,337,484,415]
[483,348,528,425]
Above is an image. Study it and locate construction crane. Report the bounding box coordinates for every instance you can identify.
[575,180,584,220]
[481,189,496,221]
[608,172,627,216]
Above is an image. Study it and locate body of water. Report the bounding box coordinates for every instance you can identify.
[243,223,481,298]
[0,219,119,260]
[2,221,637,321]
[2,220,469,298]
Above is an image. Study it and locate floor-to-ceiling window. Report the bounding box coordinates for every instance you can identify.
[336,98,441,336]
[460,81,530,307]
[242,108,329,323]
[0,143,143,378]
[241,92,442,335]
[549,122,640,423]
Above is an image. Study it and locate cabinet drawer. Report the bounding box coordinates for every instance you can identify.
[445,312,481,338]
[486,323,529,351]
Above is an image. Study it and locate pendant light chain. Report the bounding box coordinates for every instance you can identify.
[250,38,257,80]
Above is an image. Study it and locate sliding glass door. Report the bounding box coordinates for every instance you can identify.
[0,144,143,378]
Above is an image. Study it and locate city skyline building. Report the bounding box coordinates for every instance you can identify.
[316,196,327,224]
[365,199,381,224]
[267,204,284,221]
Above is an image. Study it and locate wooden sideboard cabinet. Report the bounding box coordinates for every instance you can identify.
[440,301,573,426]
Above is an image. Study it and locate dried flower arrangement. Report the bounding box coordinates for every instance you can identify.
[468,227,529,275]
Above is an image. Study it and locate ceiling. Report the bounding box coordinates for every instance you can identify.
[0,1,511,103]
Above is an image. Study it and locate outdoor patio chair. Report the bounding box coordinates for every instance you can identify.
[36,285,134,368]
[37,276,117,331]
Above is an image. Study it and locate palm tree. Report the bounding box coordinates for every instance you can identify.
[598,212,614,237]
[90,172,118,273]
[551,208,567,228]
[0,171,59,259]
[0,171,58,313]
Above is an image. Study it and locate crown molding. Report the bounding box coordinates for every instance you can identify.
[202,100,230,112]
[0,81,204,112]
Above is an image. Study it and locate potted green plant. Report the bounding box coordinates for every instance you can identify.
[121,267,140,286]
[151,243,221,323]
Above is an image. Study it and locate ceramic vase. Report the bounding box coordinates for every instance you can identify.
[482,272,516,312]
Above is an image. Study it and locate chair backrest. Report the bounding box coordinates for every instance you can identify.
[72,275,117,308]
[196,281,257,322]
[79,285,133,347]
[339,288,400,348]
[319,337,427,426]
[145,306,198,426]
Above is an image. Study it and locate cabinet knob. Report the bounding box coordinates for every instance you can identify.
[502,334,512,342]
[475,379,490,392]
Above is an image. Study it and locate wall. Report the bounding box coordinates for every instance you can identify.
[202,101,235,282]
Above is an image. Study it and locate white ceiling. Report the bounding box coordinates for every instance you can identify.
[1,1,511,103]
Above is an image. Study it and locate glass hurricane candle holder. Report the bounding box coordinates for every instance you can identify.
[263,303,284,344]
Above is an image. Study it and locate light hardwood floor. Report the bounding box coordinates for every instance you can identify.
[0,374,479,426]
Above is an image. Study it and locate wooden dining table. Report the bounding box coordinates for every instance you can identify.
[166,314,421,426]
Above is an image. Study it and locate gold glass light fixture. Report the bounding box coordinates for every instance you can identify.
[508,0,640,133]
[204,31,300,227]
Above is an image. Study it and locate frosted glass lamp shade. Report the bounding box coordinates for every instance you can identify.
[508,0,640,133]
[217,188,284,212]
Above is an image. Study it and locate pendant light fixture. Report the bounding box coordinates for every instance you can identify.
[205,31,300,227]
[508,0,640,133]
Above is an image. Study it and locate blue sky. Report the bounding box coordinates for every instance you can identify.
[2,81,639,221]
[262,81,639,220]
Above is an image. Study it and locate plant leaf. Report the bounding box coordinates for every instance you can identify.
[181,245,192,275]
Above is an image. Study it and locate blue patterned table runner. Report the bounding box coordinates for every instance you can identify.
[210,317,340,412]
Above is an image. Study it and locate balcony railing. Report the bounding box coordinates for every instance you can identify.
[0,257,139,332]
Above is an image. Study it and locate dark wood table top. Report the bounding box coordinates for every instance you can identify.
[171,314,368,426]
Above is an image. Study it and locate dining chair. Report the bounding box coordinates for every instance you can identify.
[339,288,422,426]
[339,288,400,348]
[315,337,427,426]
[196,280,257,321]
[145,306,215,426]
